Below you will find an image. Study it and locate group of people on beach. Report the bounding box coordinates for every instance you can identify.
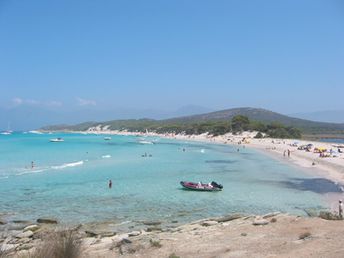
[283,149,291,157]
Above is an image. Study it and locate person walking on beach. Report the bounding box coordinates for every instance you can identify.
[108,180,112,189]
[283,150,286,157]
[287,149,290,158]
[339,200,343,219]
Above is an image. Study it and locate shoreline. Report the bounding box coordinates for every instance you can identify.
[48,129,344,210]
[2,130,344,257]
[63,129,344,183]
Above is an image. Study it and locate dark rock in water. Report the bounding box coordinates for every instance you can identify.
[12,220,31,224]
[319,211,341,220]
[143,221,162,226]
[304,209,319,217]
[215,214,243,223]
[171,220,178,223]
[36,218,58,224]
[146,227,162,232]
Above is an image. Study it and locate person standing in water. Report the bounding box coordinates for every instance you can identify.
[108,180,112,189]
[31,161,34,169]
[339,200,343,219]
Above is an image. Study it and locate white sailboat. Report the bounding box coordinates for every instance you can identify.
[0,123,13,135]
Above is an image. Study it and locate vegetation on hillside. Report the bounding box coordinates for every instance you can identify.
[41,107,344,138]
[43,115,302,139]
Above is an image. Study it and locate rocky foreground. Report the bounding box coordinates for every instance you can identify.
[1,212,344,258]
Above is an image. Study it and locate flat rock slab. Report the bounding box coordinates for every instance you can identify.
[201,221,219,227]
[16,230,34,239]
[128,231,141,237]
[0,243,19,252]
[262,212,281,219]
[85,230,116,238]
[252,219,269,226]
[24,225,40,232]
[37,218,58,224]
[215,214,243,223]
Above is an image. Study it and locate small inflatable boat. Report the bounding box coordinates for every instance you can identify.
[180,181,223,191]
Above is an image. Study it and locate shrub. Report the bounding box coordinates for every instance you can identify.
[270,218,277,223]
[33,230,81,258]
[254,132,263,138]
[168,253,181,258]
[150,239,162,248]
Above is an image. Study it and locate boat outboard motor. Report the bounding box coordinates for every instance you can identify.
[211,181,223,189]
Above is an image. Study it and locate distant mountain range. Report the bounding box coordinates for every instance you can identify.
[42,107,344,136]
[0,105,213,131]
[290,110,344,124]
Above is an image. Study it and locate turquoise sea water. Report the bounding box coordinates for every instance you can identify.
[0,133,331,226]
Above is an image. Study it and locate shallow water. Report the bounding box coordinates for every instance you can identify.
[0,133,336,226]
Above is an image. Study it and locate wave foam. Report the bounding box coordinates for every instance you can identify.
[102,155,111,159]
[51,161,84,170]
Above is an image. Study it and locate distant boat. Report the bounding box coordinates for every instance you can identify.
[139,140,154,145]
[1,122,13,135]
[50,138,64,142]
[0,131,12,135]
[104,137,112,140]
[29,130,43,134]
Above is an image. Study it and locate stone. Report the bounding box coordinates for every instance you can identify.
[146,227,162,232]
[23,225,40,232]
[16,230,34,239]
[12,220,31,224]
[215,214,243,223]
[201,221,218,227]
[262,212,281,219]
[0,219,6,225]
[82,237,99,246]
[85,230,98,237]
[143,221,162,226]
[0,243,19,252]
[253,218,269,226]
[128,231,141,237]
[36,218,58,224]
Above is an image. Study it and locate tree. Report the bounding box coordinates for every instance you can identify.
[231,115,250,133]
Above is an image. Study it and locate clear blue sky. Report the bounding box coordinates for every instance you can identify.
[0,0,344,128]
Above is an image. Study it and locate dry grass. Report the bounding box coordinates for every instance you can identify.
[0,249,7,258]
[168,253,181,258]
[32,230,81,258]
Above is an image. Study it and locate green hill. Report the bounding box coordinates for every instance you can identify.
[41,107,344,137]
